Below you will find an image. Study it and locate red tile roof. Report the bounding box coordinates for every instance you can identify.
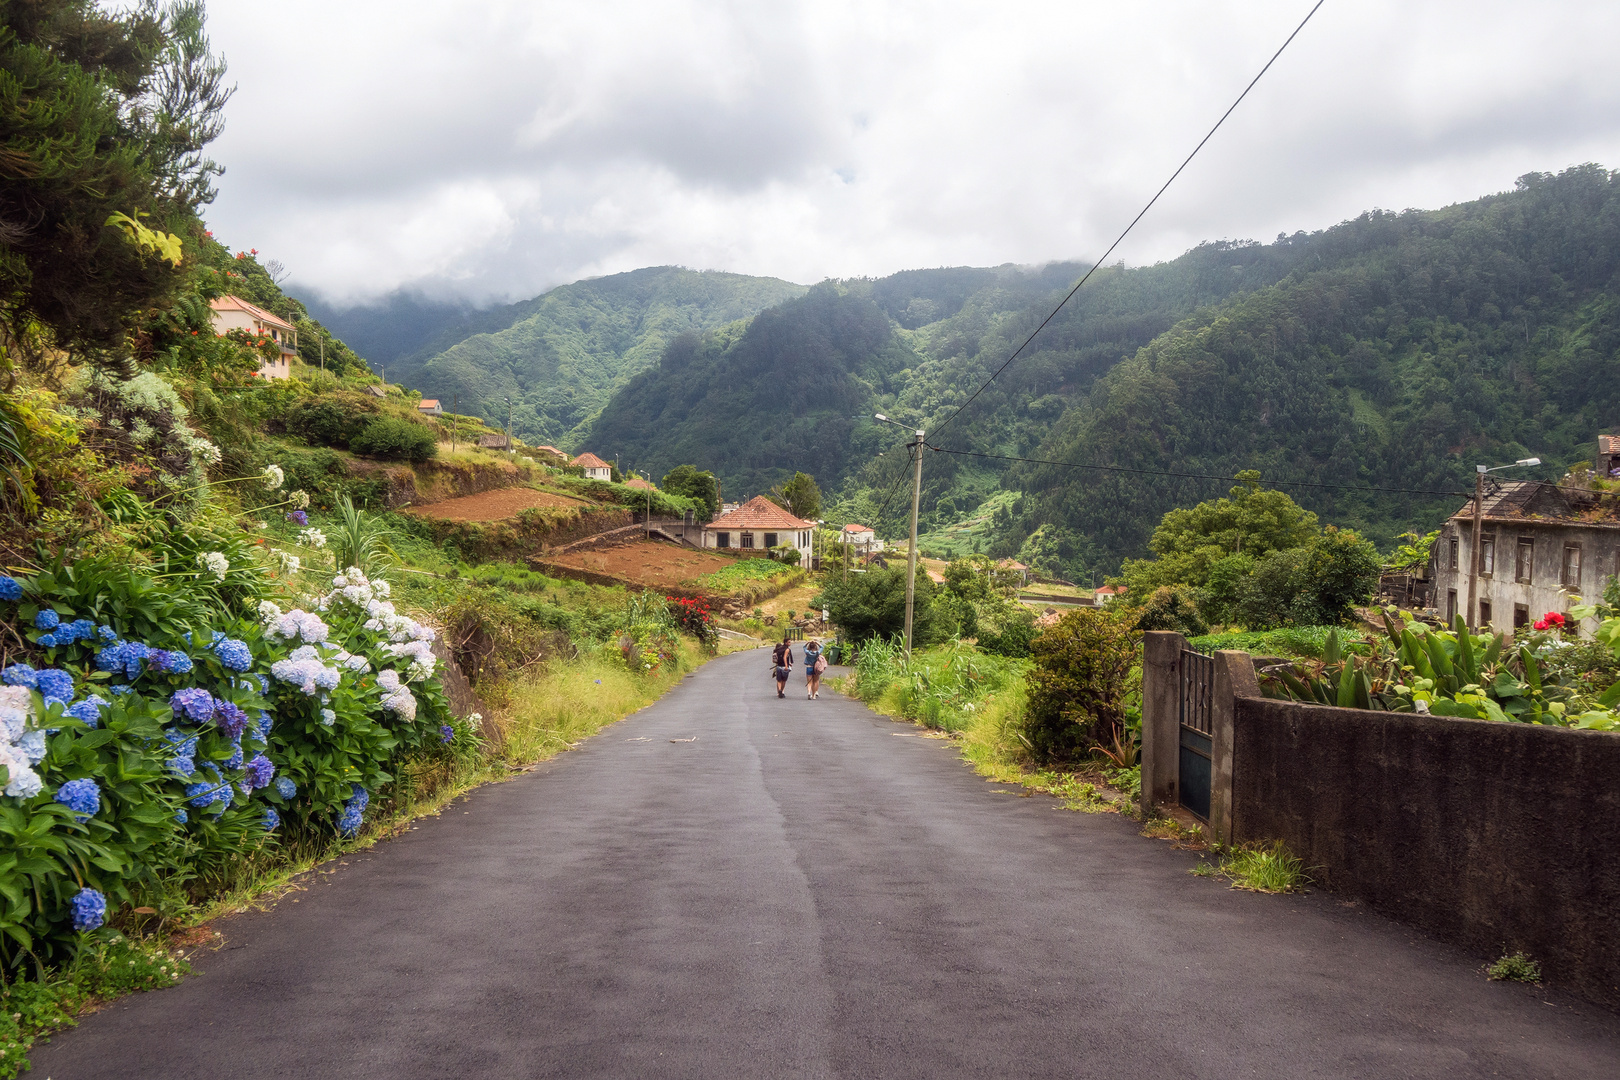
[417,399,440,409]
[841,523,873,534]
[210,294,296,333]
[625,477,656,490]
[707,495,813,531]
[573,452,611,469]
[1600,435,1620,454]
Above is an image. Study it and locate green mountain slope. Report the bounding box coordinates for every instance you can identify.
[393,267,806,445]
[997,164,1620,578]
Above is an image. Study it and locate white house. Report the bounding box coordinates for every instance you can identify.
[702,496,814,563]
[210,295,298,381]
[574,452,613,481]
[416,399,443,417]
[840,523,883,554]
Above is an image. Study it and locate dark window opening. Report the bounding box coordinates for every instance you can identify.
[1448,537,1459,571]
[1562,544,1582,587]
[764,532,778,548]
[1479,600,1492,627]
[1516,539,1534,584]
[716,531,730,548]
[741,532,755,549]
[1446,589,1457,623]
[1514,604,1530,630]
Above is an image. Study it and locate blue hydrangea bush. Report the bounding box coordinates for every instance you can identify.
[0,560,454,971]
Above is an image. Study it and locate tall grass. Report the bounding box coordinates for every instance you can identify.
[497,647,695,761]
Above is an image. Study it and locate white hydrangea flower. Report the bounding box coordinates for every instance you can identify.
[262,464,285,490]
[320,708,336,726]
[290,489,310,509]
[198,551,229,581]
[258,600,283,626]
[276,551,301,574]
[298,528,327,549]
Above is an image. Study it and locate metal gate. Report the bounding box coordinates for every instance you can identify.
[1178,648,1213,821]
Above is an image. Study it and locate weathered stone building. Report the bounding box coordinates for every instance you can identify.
[1431,445,1620,635]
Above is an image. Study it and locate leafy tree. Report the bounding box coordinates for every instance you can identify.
[820,566,952,645]
[0,0,232,354]
[771,471,822,520]
[349,416,437,463]
[661,464,718,518]
[1023,608,1141,762]
[1228,527,1381,629]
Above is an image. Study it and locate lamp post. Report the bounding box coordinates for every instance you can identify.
[1468,457,1540,628]
[875,413,925,662]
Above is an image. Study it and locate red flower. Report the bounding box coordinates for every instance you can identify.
[250,248,257,255]
[1533,620,1548,631]
[1545,611,1566,626]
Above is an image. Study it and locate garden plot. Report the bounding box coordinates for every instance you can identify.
[405,486,588,522]
[542,540,761,592]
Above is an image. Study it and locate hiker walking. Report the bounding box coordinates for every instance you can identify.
[772,636,793,699]
[803,639,826,699]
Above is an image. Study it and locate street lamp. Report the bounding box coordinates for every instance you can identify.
[874,413,925,661]
[1467,456,1541,628]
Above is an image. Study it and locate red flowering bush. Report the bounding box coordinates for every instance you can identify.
[668,595,718,652]
[1532,611,1567,632]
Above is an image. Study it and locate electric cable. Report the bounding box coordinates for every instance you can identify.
[926,445,1471,499]
[928,0,1328,444]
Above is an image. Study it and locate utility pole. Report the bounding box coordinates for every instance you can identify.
[452,394,458,453]
[904,428,923,661]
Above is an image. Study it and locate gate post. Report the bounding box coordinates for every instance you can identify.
[1209,651,1259,846]
[1140,631,1187,817]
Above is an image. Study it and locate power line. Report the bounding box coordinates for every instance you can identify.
[929,0,1328,444]
[926,446,1470,500]
[870,441,919,531]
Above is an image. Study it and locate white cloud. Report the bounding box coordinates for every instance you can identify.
[199,0,1620,307]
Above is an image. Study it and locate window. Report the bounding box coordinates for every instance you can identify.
[1562,544,1582,587]
[764,532,778,548]
[741,532,754,549]
[1516,539,1534,584]
[716,531,730,549]
[1478,600,1492,627]
[1514,604,1529,631]
[1448,537,1459,571]
[1480,538,1495,576]
[1446,589,1457,623]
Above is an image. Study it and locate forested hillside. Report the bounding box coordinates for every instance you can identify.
[999,164,1620,579]
[320,267,806,446]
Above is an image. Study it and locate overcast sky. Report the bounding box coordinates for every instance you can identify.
[199,0,1620,310]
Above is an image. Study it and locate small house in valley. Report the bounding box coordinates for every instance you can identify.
[840,523,882,554]
[574,452,613,481]
[417,399,443,417]
[1429,434,1620,635]
[209,295,298,381]
[701,496,814,562]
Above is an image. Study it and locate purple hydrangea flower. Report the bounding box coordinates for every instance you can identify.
[64,619,96,643]
[185,778,233,809]
[336,803,363,836]
[1,664,37,688]
[223,741,244,770]
[170,687,216,723]
[67,696,108,728]
[97,624,117,643]
[214,700,250,738]
[243,754,275,790]
[273,776,297,799]
[35,669,74,702]
[440,724,454,744]
[347,785,369,812]
[33,609,59,630]
[213,638,252,672]
[167,756,196,779]
[286,510,308,526]
[0,576,22,601]
[150,650,194,675]
[69,888,106,931]
[174,808,188,825]
[54,778,101,820]
[262,807,280,831]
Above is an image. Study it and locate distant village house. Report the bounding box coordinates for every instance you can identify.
[417,399,443,417]
[840,523,883,555]
[209,295,297,381]
[702,496,814,563]
[624,477,657,491]
[574,452,613,481]
[1429,434,1620,635]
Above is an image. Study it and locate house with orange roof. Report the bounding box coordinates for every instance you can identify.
[573,452,612,481]
[416,399,443,417]
[210,294,298,380]
[1094,585,1126,605]
[839,522,882,555]
[702,496,814,562]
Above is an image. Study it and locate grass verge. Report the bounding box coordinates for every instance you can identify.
[1189,841,1311,893]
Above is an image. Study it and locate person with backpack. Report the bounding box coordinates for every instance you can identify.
[802,639,826,699]
[771,636,793,698]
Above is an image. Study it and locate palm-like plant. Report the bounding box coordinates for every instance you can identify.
[331,495,396,575]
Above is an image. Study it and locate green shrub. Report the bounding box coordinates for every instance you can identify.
[1023,608,1141,762]
[285,396,375,448]
[1486,951,1542,983]
[349,416,438,462]
[820,566,954,645]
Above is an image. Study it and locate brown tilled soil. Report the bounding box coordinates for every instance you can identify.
[544,540,742,590]
[405,486,587,522]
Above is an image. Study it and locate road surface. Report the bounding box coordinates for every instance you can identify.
[36,651,1620,1078]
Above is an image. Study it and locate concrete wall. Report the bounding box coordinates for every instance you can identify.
[1232,697,1620,1009]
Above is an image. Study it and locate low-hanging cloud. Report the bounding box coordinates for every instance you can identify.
[198,0,1620,309]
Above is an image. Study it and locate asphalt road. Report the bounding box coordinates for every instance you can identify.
[36,651,1620,1079]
